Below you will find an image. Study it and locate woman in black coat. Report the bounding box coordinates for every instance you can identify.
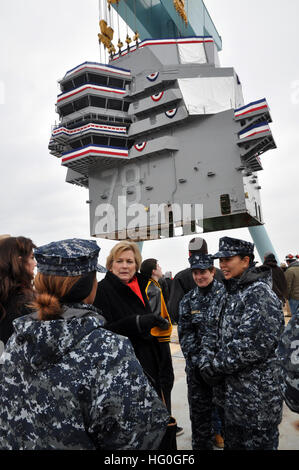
[93,241,169,396]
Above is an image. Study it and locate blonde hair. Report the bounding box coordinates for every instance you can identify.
[31,273,81,321]
[106,241,142,271]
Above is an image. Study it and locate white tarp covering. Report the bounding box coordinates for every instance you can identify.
[235,83,245,109]
[178,77,239,115]
[178,43,207,65]
[213,43,220,67]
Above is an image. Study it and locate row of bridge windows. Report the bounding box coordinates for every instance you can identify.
[61,72,129,93]
[62,114,131,129]
[68,135,135,150]
[59,95,130,117]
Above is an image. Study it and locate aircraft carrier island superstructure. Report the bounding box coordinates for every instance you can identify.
[49,0,276,243]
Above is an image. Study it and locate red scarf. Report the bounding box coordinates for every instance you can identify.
[127,276,145,305]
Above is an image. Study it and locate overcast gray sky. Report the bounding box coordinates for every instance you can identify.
[0,0,298,275]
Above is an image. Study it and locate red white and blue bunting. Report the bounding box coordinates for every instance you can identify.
[134,142,147,152]
[165,108,178,118]
[151,92,164,102]
[139,37,214,48]
[238,122,270,140]
[52,123,127,139]
[57,84,126,103]
[111,37,214,61]
[146,72,159,82]
[235,99,268,119]
[64,61,131,80]
[62,145,129,163]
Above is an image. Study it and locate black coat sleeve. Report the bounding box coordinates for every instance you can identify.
[168,276,186,323]
[93,282,143,337]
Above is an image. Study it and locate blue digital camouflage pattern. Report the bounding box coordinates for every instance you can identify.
[213,236,254,259]
[178,279,225,370]
[0,304,169,450]
[277,314,299,414]
[178,279,225,449]
[34,238,104,276]
[211,266,285,430]
[224,423,279,450]
[188,254,214,270]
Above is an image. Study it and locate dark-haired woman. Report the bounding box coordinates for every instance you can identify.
[0,238,168,450]
[210,236,285,450]
[0,236,36,350]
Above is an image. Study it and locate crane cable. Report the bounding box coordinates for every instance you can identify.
[117,1,123,52]
[99,0,103,62]
[124,0,132,49]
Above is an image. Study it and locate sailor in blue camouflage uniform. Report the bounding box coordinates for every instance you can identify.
[277,304,299,414]
[0,238,169,450]
[207,237,284,450]
[178,253,226,449]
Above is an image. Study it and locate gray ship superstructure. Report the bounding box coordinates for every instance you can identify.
[49,35,275,241]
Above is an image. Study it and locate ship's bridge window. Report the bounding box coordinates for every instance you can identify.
[89,96,106,108]
[108,77,125,89]
[123,101,130,112]
[73,74,87,88]
[59,103,74,117]
[93,135,109,146]
[81,136,92,146]
[110,137,126,148]
[108,99,123,111]
[69,139,82,150]
[88,73,108,87]
[61,80,74,93]
[73,96,89,111]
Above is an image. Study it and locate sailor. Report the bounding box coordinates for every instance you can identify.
[209,236,284,450]
[168,237,224,324]
[277,305,299,414]
[178,253,225,449]
[0,238,169,450]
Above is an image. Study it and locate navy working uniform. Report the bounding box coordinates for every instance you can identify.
[210,237,285,450]
[178,254,225,449]
[0,239,169,450]
[277,308,299,414]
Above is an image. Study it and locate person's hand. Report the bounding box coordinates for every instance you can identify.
[138,314,169,332]
[138,314,158,332]
[200,363,224,386]
[153,314,170,330]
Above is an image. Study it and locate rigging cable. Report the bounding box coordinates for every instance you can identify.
[99,0,103,63]
[134,0,136,36]
[116,1,123,54]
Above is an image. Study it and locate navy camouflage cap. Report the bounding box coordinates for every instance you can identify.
[34,238,106,276]
[213,236,254,259]
[189,253,214,270]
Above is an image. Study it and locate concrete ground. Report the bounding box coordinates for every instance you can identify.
[170,318,299,451]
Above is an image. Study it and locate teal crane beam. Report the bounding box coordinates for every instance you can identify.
[110,0,222,50]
